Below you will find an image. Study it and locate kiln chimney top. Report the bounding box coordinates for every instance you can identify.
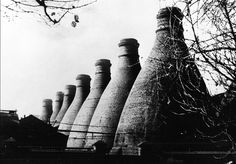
[156,7,183,20]
[118,38,139,48]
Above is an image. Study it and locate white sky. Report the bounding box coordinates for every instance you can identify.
[1,0,224,117]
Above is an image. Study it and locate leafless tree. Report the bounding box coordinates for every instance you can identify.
[164,0,236,157]
[179,0,236,90]
[2,0,97,26]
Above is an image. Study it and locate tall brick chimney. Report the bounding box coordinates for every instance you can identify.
[112,7,209,155]
[40,99,53,123]
[84,38,141,151]
[67,59,111,148]
[53,85,76,127]
[58,74,91,135]
[50,91,64,124]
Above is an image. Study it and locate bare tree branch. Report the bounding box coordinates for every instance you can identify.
[2,0,98,25]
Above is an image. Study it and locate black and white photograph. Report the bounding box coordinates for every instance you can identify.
[1,0,236,163]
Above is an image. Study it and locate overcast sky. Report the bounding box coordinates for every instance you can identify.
[1,0,223,117]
